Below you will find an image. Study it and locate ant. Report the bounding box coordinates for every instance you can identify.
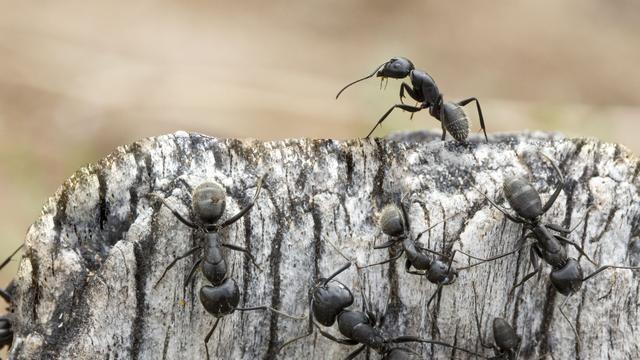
[0,245,23,358]
[473,152,640,342]
[150,175,304,359]
[472,282,522,360]
[336,57,488,143]
[359,202,522,310]
[278,262,485,359]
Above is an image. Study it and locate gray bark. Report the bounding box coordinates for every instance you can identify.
[7,131,640,359]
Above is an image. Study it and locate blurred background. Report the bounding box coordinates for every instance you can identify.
[1,1,639,294]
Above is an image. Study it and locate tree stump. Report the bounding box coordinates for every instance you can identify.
[7,131,640,359]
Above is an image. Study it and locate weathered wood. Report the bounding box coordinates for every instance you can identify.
[7,131,640,359]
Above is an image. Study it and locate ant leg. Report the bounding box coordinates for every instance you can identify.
[458,233,534,271]
[399,82,420,104]
[473,186,525,224]
[373,239,400,249]
[538,152,565,214]
[510,247,542,296]
[414,212,462,244]
[452,245,524,271]
[176,178,195,194]
[558,295,581,348]
[344,345,366,360]
[148,194,198,229]
[315,322,359,345]
[582,264,640,282]
[548,206,594,234]
[322,262,352,286]
[221,243,262,271]
[365,104,424,139]
[405,258,425,276]
[0,244,24,271]
[389,335,485,357]
[183,258,203,300]
[457,97,488,142]
[553,235,597,265]
[217,174,267,229]
[440,105,447,141]
[236,306,306,320]
[278,296,315,352]
[204,318,221,360]
[358,248,405,269]
[472,282,494,350]
[154,246,202,288]
[426,284,443,311]
[0,289,11,304]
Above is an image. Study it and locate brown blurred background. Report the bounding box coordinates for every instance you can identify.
[1,1,639,293]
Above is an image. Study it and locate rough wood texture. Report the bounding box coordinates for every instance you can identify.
[7,131,640,359]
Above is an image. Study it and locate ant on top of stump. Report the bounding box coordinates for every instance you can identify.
[336,56,488,143]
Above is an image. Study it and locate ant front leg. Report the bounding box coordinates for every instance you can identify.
[457,97,488,142]
[399,82,420,105]
[216,174,266,229]
[365,104,425,139]
[473,186,526,224]
[358,248,405,269]
[148,194,199,229]
[538,152,565,214]
[315,323,359,345]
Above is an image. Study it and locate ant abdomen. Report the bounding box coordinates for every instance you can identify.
[550,258,583,296]
[442,102,470,142]
[503,177,543,219]
[492,318,520,353]
[199,278,240,317]
[312,281,354,326]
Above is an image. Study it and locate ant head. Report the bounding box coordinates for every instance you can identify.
[192,182,226,224]
[503,176,542,220]
[376,57,414,79]
[492,318,520,353]
[379,204,406,237]
[312,280,354,327]
[550,258,583,296]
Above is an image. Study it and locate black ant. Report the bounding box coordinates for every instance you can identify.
[278,262,485,359]
[473,152,640,342]
[359,202,521,310]
[150,175,304,359]
[472,282,522,360]
[0,245,23,358]
[336,57,488,143]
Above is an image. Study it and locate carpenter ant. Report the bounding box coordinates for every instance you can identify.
[278,262,485,359]
[0,245,23,357]
[150,175,304,359]
[472,283,522,360]
[359,203,521,309]
[474,153,640,341]
[335,57,488,143]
